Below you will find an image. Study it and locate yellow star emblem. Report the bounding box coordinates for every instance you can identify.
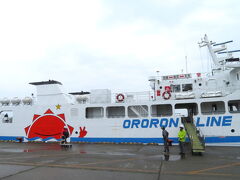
[56,104,61,110]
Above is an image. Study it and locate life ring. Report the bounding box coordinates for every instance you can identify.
[116,93,125,102]
[162,91,171,100]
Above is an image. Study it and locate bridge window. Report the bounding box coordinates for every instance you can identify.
[0,111,13,123]
[201,101,225,115]
[182,84,193,91]
[86,107,104,118]
[106,106,125,118]
[128,105,148,117]
[151,104,172,117]
[228,100,240,113]
[170,84,180,92]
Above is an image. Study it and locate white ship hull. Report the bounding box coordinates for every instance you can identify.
[1,35,240,146]
[0,97,239,146]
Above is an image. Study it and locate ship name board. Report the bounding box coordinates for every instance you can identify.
[122,116,232,128]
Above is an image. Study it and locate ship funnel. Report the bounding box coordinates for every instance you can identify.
[29,80,73,105]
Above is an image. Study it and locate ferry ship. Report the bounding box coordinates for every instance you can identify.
[1,35,240,150]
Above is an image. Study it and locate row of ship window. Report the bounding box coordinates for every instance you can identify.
[84,100,240,118]
[1,100,240,123]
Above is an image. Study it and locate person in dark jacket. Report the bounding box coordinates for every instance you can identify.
[62,126,69,144]
[161,126,169,153]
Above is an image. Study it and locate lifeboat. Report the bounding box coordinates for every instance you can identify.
[201,91,222,98]
[11,97,21,105]
[0,98,10,105]
[22,97,33,105]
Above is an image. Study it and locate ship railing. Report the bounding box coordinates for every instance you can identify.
[198,129,205,147]
[114,91,153,103]
[229,110,240,113]
[128,106,148,117]
[151,113,172,117]
[161,72,210,80]
[201,110,226,115]
[192,117,205,146]
[105,115,126,118]
[182,117,205,149]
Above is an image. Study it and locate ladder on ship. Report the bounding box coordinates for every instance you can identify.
[181,117,205,155]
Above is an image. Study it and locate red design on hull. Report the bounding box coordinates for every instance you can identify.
[79,126,87,138]
[25,109,73,140]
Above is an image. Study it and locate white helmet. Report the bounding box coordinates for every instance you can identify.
[180,124,184,128]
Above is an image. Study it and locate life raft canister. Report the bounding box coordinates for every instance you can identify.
[162,91,171,100]
[116,93,125,102]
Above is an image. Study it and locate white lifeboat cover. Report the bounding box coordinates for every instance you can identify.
[11,97,21,104]
[22,97,33,104]
[175,92,195,99]
[201,91,222,98]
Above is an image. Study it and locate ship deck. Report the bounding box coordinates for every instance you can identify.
[0,142,239,180]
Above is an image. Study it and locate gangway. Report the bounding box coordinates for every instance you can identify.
[181,117,205,155]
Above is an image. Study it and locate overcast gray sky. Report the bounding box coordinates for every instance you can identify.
[0,0,239,97]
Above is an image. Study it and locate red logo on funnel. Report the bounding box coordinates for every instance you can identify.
[25,109,73,140]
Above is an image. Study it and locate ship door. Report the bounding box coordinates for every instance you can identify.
[0,110,13,123]
[174,103,198,124]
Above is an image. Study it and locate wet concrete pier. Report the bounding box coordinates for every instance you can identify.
[0,142,239,180]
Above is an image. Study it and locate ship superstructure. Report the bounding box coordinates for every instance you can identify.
[0,35,240,148]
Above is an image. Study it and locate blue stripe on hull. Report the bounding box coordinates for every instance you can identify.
[0,136,60,141]
[71,136,240,144]
[71,137,168,143]
[0,136,240,144]
[205,136,240,143]
[0,136,24,141]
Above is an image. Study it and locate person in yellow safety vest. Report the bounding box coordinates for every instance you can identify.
[178,124,186,154]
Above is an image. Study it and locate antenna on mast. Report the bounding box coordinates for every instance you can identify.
[213,40,233,46]
[156,70,160,80]
[183,43,188,74]
[185,55,188,73]
[218,50,240,54]
[198,34,221,68]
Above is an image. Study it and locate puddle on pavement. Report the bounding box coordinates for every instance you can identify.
[78,151,136,156]
[150,154,182,161]
[0,145,183,161]
[0,144,63,153]
[162,154,182,161]
[0,149,25,153]
[106,152,136,156]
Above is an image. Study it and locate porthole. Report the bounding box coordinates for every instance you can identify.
[231,129,235,133]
